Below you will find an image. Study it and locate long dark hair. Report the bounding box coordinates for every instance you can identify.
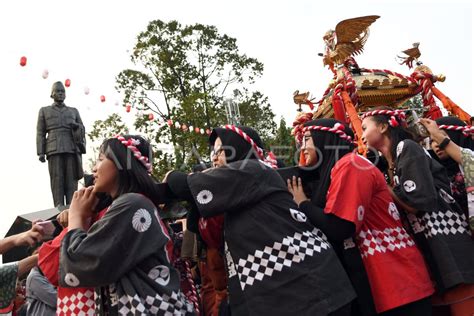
[304,119,355,207]
[367,114,413,162]
[100,135,162,206]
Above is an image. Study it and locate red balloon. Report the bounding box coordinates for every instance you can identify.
[100,95,106,102]
[65,79,71,87]
[206,129,211,135]
[195,127,200,133]
[125,104,131,113]
[182,124,188,131]
[19,56,27,67]
[148,113,154,121]
[167,119,173,126]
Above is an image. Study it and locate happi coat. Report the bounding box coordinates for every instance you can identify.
[393,140,474,292]
[185,160,355,316]
[322,153,434,313]
[59,193,194,315]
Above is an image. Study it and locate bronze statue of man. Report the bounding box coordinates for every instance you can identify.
[36,82,86,206]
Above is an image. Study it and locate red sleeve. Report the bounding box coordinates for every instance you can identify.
[324,155,375,232]
[38,228,69,286]
[37,208,109,286]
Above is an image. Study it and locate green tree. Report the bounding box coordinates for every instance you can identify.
[101,20,275,178]
[233,89,277,144]
[402,94,424,116]
[268,116,295,166]
[87,113,129,171]
[88,113,129,143]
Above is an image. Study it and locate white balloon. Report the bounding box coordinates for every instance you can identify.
[42,69,49,79]
[84,87,90,95]
[200,128,205,134]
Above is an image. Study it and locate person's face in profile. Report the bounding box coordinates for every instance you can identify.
[430,130,449,160]
[92,151,119,197]
[302,131,317,167]
[211,137,227,168]
[51,83,66,103]
[361,117,387,151]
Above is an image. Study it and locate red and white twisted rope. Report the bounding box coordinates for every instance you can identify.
[115,135,152,173]
[315,85,332,106]
[184,260,199,315]
[439,124,474,136]
[342,67,358,105]
[223,125,277,168]
[410,71,436,107]
[265,151,278,167]
[223,125,264,160]
[174,258,200,315]
[292,112,314,144]
[361,109,407,127]
[302,123,352,143]
[334,82,344,97]
[356,68,440,116]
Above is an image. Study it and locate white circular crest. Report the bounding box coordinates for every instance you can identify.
[289,208,307,222]
[388,202,400,220]
[148,265,171,286]
[357,205,365,221]
[132,208,152,232]
[64,273,80,287]
[196,190,213,205]
[403,180,417,192]
[439,188,455,204]
[396,141,405,158]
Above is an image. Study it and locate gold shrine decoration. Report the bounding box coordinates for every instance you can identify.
[397,43,421,69]
[323,15,380,66]
[292,14,472,155]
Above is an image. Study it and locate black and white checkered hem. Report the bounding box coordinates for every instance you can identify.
[235,228,331,290]
[421,210,471,238]
[117,291,193,315]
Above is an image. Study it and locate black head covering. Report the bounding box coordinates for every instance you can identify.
[434,117,474,177]
[303,118,355,207]
[209,126,265,163]
[435,116,474,150]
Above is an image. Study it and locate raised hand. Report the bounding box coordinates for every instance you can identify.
[287,176,309,207]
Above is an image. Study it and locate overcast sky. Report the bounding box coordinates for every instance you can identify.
[0,0,472,237]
